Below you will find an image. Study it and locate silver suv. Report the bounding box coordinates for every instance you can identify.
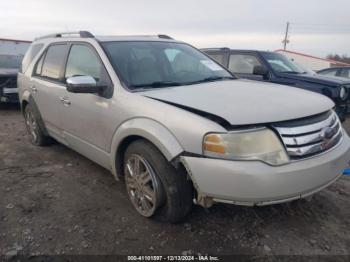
[18,31,350,222]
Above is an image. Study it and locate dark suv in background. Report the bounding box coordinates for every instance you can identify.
[202,48,350,121]
[0,54,23,103]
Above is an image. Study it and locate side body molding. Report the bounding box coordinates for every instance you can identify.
[110,118,184,177]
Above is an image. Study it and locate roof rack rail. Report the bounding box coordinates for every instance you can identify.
[158,34,173,40]
[35,31,94,41]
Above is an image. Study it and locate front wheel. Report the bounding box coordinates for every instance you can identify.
[124,140,193,223]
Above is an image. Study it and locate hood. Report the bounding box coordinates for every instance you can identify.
[139,79,334,126]
[279,72,350,86]
[0,68,19,77]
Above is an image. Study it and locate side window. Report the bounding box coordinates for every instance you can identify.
[21,43,44,73]
[229,54,262,74]
[65,45,103,82]
[35,53,45,75]
[340,68,350,78]
[40,44,67,80]
[206,53,225,66]
[319,69,337,76]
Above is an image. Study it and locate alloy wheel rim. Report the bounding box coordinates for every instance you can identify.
[125,154,160,217]
[25,110,38,143]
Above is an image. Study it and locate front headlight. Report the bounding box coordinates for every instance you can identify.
[340,86,348,101]
[203,128,289,166]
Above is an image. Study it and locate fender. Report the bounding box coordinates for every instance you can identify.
[20,89,31,109]
[110,117,184,177]
[21,92,49,137]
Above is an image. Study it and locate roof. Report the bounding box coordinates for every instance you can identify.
[0,38,32,44]
[32,31,178,43]
[201,48,273,53]
[34,35,181,45]
[275,49,350,66]
[96,35,179,42]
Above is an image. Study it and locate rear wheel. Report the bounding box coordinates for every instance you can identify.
[24,104,52,146]
[124,139,193,223]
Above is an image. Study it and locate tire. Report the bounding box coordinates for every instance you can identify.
[24,104,52,146]
[123,139,193,223]
[335,106,346,122]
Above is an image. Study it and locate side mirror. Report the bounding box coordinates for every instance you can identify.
[253,65,269,78]
[66,75,105,94]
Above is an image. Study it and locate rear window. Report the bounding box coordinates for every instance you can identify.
[20,43,44,73]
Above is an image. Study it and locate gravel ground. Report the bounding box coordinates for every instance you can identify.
[0,104,350,259]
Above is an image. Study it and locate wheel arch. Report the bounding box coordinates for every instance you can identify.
[20,89,32,114]
[110,118,184,178]
[21,93,49,136]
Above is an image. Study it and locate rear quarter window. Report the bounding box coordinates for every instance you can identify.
[20,43,44,73]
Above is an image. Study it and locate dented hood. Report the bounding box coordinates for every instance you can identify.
[140,79,334,125]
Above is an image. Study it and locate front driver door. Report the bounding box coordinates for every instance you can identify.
[59,43,114,168]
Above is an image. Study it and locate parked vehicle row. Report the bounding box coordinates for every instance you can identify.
[17,31,350,222]
[202,48,350,121]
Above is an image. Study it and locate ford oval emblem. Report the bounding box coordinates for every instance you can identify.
[320,127,336,140]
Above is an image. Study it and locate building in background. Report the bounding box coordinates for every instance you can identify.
[275,49,350,71]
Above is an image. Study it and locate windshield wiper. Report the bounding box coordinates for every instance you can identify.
[130,81,182,89]
[186,76,235,85]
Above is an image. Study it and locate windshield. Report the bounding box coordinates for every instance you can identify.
[0,55,23,69]
[102,41,234,90]
[261,52,305,74]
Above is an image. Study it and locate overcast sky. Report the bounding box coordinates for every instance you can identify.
[1,0,349,57]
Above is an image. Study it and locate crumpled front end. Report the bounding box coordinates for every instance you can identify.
[180,111,350,207]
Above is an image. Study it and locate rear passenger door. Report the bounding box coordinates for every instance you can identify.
[228,52,267,80]
[31,43,69,142]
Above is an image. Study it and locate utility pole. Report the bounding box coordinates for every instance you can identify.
[282,22,290,50]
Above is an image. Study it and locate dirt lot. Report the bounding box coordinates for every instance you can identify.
[1,104,350,259]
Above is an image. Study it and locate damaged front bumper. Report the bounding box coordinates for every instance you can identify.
[181,132,350,207]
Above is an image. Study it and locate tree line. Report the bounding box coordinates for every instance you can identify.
[326,54,350,64]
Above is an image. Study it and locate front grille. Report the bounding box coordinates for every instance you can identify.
[0,77,17,89]
[272,110,342,160]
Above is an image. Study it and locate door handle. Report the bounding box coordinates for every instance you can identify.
[30,85,37,93]
[59,96,71,106]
